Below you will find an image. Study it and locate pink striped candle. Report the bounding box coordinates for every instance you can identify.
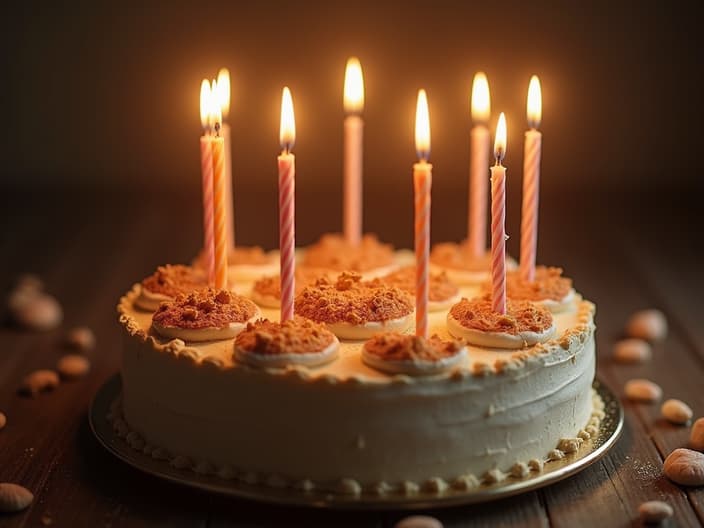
[490,113,507,315]
[468,72,491,257]
[211,130,228,290]
[199,80,215,285]
[414,89,432,339]
[343,57,364,246]
[216,69,235,252]
[520,76,543,282]
[278,87,296,322]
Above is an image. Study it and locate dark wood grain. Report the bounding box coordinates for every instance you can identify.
[0,186,702,527]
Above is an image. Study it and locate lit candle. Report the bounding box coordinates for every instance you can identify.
[199,79,215,285]
[343,57,364,246]
[520,75,542,282]
[278,87,296,322]
[468,72,491,257]
[216,68,235,252]
[413,89,432,339]
[491,113,507,314]
[210,82,228,290]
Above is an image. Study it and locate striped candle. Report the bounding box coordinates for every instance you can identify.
[468,72,491,257]
[414,89,432,339]
[199,80,215,285]
[343,57,364,246]
[216,68,235,252]
[490,113,507,315]
[211,131,228,290]
[278,87,296,322]
[520,76,543,282]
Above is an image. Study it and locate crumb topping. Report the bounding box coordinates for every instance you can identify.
[252,268,332,300]
[141,265,207,298]
[153,288,257,329]
[294,272,413,325]
[302,234,395,272]
[449,296,554,335]
[379,266,459,302]
[235,318,335,356]
[430,242,491,272]
[503,266,573,301]
[364,333,462,362]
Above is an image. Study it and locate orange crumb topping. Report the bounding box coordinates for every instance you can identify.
[141,265,207,298]
[252,268,332,300]
[508,267,573,301]
[153,288,257,330]
[294,272,413,325]
[379,266,459,302]
[194,246,272,268]
[430,242,491,272]
[302,233,395,272]
[235,317,335,356]
[364,333,462,362]
[449,296,553,335]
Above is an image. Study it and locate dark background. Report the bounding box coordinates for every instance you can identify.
[2,0,703,249]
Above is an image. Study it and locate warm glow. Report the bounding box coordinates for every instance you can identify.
[199,79,211,130]
[216,68,231,118]
[279,87,296,151]
[527,75,542,128]
[210,79,222,132]
[471,72,491,124]
[494,112,507,163]
[415,89,430,160]
[343,57,365,114]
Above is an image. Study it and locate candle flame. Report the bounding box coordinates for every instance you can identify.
[279,87,296,151]
[471,72,491,124]
[200,79,211,131]
[217,68,231,118]
[415,89,430,160]
[494,112,507,164]
[210,79,222,134]
[343,57,364,114]
[527,75,542,129]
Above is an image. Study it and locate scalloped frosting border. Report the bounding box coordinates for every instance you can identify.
[107,390,605,497]
[117,284,597,383]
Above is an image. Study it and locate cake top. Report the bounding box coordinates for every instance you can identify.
[302,233,395,272]
[194,245,273,268]
[449,296,554,335]
[235,317,335,355]
[364,333,462,362]
[378,266,459,302]
[153,288,258,329]
[252,268,332,299]
[294,272,413,325]
[141,264,207,298]
[501,266,573,301]
[430,242,491,272]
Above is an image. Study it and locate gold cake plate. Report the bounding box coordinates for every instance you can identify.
[89,375,623,510]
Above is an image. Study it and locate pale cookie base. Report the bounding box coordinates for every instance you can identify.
[229,262,279,282]
[429,292,463,313]
[362,346,467,376]
[535,289,576,314]
[324,313,414,340]
[431,257,518,286]
[135,287,172,312]
[446,313,556,349]
[153,308,261,342]
[235,337,340,369]
[249,289,281,309]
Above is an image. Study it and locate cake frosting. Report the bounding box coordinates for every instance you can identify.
[117,277,598,495]
[136,265,207,311]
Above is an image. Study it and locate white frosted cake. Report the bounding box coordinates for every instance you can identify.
[113,269,601,496]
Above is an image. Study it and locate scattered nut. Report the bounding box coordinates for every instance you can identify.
[19,369,60,396]
[12,294,63,332]
[663,448,704,486]
[624,379,662,403]
[57,354,91,379]
[64,327,96,351]
[0,412,6,430]
[395,515,444,528]
[626,309,667,341]
[690,418,704,451]
[661,399,693,425]
[613,338,651,364]
[15,273,43,291]
[0,482,34,512]
[638,500,673,524]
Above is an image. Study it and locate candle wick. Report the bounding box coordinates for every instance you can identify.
[214,122,221,137]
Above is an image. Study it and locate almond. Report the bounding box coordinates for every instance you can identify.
[64,327,96,351]
[612,338,651,364]
[0,412,6,430]
[638,500,673,523]
[690,418,704,451]
[19,369,59,396]
[626,309,667,341]
[395,515,444,528]
[0,482,34,512]
[57,354,91,379]
[661,399,693,425]
[663,448,704,486]
[12,294,63,332]
[624,379,662,403]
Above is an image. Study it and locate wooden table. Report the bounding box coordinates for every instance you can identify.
[0,185,702,527]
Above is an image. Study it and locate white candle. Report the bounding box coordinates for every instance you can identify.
[468,72,491,257]
[343,57,364,246]
[520,75,542,282]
